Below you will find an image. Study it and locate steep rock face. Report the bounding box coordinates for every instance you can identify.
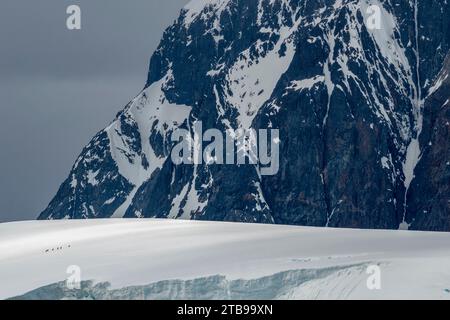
[402,0,450,231]
[406,54,450,231]
[40,0,449,231]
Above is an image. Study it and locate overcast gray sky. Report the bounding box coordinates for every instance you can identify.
[0,0,189,222]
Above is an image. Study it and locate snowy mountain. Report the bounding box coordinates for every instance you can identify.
[2,219,450,300]
[39,0,450,231]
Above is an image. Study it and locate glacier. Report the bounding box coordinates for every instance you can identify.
[1,219,450,300]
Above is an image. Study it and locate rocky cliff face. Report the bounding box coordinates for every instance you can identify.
[406,54,450,231]
[39,0,450,231]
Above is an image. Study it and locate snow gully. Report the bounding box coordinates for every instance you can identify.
[399,0,424,230]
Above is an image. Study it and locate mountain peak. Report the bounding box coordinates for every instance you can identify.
[40,0,450,231]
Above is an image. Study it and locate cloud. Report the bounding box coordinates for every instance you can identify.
[0,0,189,222]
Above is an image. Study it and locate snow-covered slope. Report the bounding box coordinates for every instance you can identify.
[1,220,450,300]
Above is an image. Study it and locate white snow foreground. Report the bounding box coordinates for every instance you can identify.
[0,219,450,300]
